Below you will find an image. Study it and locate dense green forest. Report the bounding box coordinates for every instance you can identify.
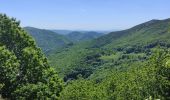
[0,14,170,100]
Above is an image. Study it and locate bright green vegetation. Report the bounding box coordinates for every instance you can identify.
[0,13,170,99]
[48,18,170,99]
[0,14,63,99]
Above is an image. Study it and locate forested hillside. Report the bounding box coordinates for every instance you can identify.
[49,18,170,99]
[49,18,170,78]
[24,27,71,54]
[92,19,170,48]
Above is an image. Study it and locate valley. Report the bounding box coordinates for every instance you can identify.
[23,18,170,99]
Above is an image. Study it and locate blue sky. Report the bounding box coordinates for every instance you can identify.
[0,0,170,30]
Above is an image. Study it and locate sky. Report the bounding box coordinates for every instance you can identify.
[0,0,170,30]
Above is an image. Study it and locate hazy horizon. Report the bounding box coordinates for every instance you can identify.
[1,0,170,30]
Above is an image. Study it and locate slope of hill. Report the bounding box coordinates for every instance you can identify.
[48,18,170,99]
[48,18,170,79]
[24,27,71,54]
[66,31,104,42]
[92,18,170,49]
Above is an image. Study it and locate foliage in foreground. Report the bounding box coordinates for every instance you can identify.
[0,14,63,99]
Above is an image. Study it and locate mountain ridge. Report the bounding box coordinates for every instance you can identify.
[91,18,170,48]
[66,31,104,42]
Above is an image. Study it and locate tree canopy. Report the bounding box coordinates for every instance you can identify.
[0,14,63,99]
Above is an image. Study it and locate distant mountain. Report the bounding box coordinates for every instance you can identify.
[51,30,72,35]
[24,27,71,54]
[66,31,104,42]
